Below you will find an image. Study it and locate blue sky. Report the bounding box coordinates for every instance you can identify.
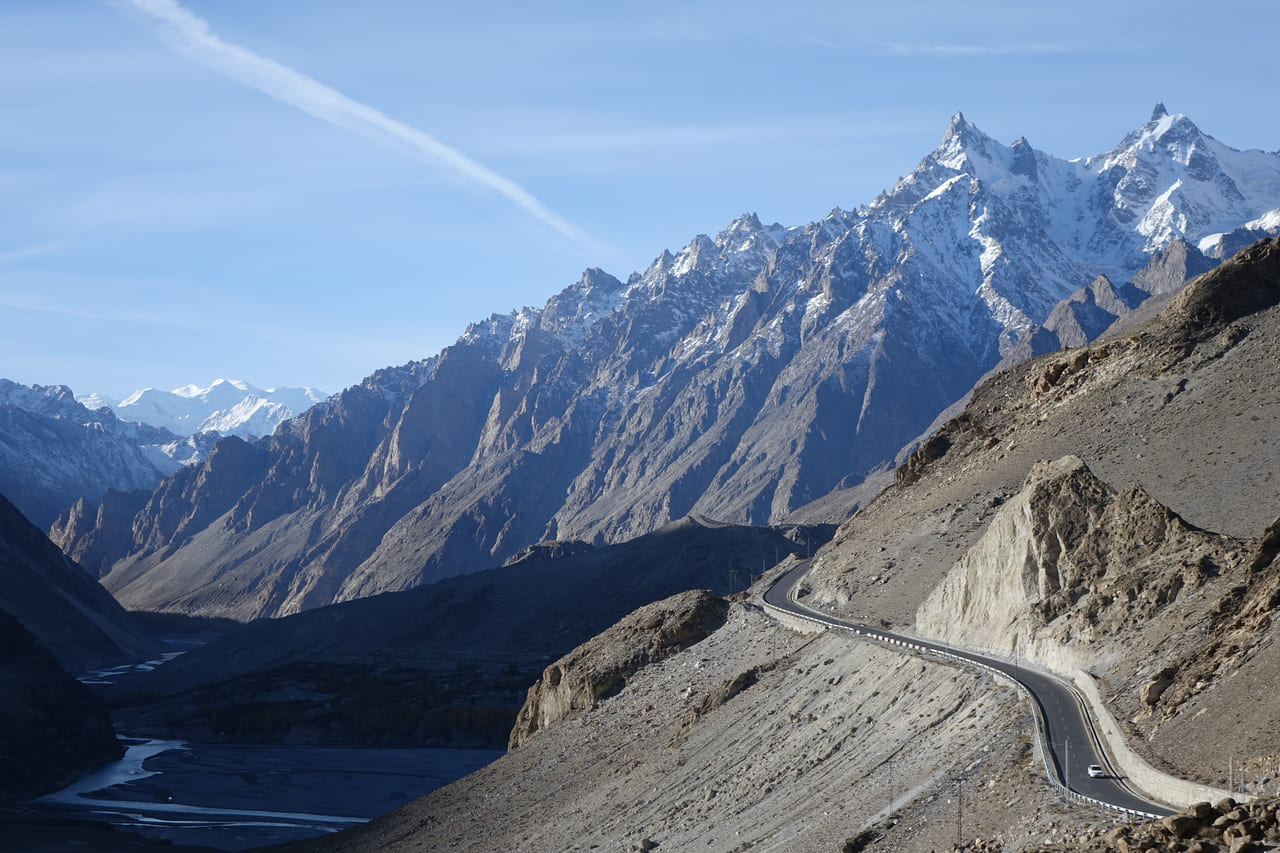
[2,0,1277,399]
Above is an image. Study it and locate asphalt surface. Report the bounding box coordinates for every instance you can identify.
[764,561,1172,818]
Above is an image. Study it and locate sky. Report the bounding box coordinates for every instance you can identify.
[1,1,1277,400]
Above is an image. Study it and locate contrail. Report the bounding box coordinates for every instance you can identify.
[114,0,603,252]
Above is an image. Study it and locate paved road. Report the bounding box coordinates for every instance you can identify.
[764,561,1171,818]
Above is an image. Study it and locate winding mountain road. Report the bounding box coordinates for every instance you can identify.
[763,561,1171,819]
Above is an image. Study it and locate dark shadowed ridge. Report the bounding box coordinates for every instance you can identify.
[104,517,824,748]
[0,492,156,672]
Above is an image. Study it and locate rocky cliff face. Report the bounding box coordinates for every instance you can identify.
[508,589,729,749]
[0,608,122,801]
[74,110,1280,621]
[48,488,152,578]
[915,455,1240,676]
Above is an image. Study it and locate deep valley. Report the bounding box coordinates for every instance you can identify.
[5,102,1280,853]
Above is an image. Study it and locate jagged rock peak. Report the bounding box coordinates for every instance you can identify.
[1119,104,1207,155]
[722,211,764,234]
[944,110,970,138]
[1009,135,1037,177]
[939,110,997,152]
[579,266,622,289]
[715,212,790,253]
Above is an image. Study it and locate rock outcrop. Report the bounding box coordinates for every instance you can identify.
[508,589,729,749]
[916,454,1235,674]
[49,488,151,578]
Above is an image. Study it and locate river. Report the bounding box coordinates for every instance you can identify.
[4,636,502,851]
[16,736,502,850]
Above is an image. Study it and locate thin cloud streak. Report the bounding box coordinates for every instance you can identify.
[874,39,1074,57]
[112,0,605,254]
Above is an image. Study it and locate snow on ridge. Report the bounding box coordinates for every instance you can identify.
[1249,209,1280,231]
[104,380,330,438]
[347,104,1280,418]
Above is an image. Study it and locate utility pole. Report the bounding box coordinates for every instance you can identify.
[1229,755,1233,799]
[956,778,963,849]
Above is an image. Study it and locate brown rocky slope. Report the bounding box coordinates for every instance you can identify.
[271,595,1100,853]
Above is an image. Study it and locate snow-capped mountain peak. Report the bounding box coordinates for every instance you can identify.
[171,378,253,399]
[1082,105,1280,254]
[87,380,329,438]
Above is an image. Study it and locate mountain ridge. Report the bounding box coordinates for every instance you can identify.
[64,108,1280,621]
[0,490,156,672]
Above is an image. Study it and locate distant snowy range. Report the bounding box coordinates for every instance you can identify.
[0,378,327,530]
[77,378,329,439]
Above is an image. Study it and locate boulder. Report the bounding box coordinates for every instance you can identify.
[1189,802,1215,820]
[1162,814,1202,839]
[1141,666,1178,705]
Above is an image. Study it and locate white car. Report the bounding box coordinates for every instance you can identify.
[1087,764,1105,778]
